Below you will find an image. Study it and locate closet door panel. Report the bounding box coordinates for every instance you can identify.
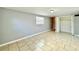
[60,16,71,33]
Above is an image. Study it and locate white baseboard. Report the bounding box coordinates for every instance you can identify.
[74,34,79,37]
[0,30,50,47]
[77,35,79,37]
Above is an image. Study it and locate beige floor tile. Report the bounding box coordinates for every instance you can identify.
[8,42,19,51]
[17,39,28,48]
[0,45,9,51]
[19,45,32,51]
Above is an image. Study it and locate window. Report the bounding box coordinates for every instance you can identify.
[36,16,44,24]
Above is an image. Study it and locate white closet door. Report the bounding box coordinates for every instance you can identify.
[60,16,71,33]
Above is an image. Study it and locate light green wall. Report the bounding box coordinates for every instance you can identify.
[74,16,79,35]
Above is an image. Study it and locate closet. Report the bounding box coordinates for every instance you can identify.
[60,16,72,33]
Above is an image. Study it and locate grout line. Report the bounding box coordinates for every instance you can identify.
[7,45,8,51]
[8,44,10,51]
[16,42,20,51]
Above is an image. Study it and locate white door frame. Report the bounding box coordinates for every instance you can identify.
[71,15,74,35]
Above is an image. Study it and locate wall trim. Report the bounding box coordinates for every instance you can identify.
[0,30,50,47]
[71,15,74,35]
[74,34,79,37]
[55,17,60,32]
[76,35,79,37]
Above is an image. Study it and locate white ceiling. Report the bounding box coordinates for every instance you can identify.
[5,7,79,17]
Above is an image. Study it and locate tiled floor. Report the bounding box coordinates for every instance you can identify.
[0,31,79,51]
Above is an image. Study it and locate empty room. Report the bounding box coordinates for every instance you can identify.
[0,7,79,51]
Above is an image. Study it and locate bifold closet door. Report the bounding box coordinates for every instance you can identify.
[74,16,79,35]
[60,16,71,33]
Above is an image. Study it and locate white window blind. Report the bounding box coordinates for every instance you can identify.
[36,16,44,24]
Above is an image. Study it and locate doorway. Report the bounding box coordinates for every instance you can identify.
[50,17,56,31]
